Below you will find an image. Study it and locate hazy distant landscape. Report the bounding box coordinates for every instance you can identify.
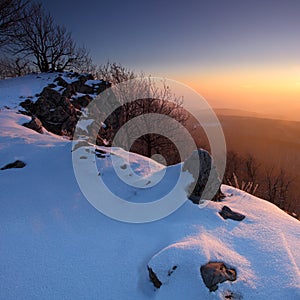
[191,109,300,218]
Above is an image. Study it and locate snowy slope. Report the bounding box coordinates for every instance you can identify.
[0,73,59,108]
[0,75,300,300]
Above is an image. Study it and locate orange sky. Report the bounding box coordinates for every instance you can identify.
[166,65,300,122]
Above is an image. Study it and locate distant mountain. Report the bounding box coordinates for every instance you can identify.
[214,108,273,119]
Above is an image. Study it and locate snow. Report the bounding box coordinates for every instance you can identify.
[71,92,94,99]
[75,118,94,132]
[149,189,300,299]
[85,79,102,87]
[0,73,59,108]
[0,74,300,300]
[60,75,78,84]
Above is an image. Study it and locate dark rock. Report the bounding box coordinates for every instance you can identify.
[61,115,78,137]
[148,266,162,288]
[1,160,26,170]
[23,117,43,134]
[54,76,69,87]
[223,290,243,299]
[39,87,61,104]
[167,265,177,276]
[19,73,110,138]
[20,99,35,112]
[219,206,245,221]
[72,94,93,109]
[62,84,76,98]
[182,149,225,203]
[95,149,108,155]
[72,75,94,94]
[200,262,236,292]
[18,109,32,117]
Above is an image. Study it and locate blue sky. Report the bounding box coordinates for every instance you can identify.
[40,0,300,120]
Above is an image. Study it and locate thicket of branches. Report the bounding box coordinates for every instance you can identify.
[0,0,93,77]
[0,0,28,47]
[87,63,190,165]
[224,151,298,218]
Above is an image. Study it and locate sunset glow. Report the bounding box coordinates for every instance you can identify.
[38,0,300,121]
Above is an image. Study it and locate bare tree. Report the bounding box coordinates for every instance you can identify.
[224,151,259,195]
[0,0,28,47]
[224,150,298,218]
[86,63,190,164]
[97,62,135,84]
[11,3,91,72]
[244,154,260,182]
[225,151,243,185]
[264,167,294,208]
[0,55,32,78]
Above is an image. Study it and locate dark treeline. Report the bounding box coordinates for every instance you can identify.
[223,151,298,219]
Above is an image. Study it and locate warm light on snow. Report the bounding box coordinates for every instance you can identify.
[0,74,299,299]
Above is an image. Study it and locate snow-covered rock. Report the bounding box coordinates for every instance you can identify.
[183,149,224,203]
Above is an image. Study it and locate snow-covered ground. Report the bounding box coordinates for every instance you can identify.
[0,73,59,108]
[0,75,300,299]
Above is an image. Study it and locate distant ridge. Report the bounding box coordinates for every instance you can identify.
[213,108,300,122]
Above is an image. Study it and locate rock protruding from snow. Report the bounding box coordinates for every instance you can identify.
[219,206,246,221]
[182,149,224,203]
[148,266,162,288]
[1,160,26,170]
[23,117,43,134]
[200,262,237,292]
[147,264,178,289]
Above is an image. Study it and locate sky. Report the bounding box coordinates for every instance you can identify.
[40,0,300,121]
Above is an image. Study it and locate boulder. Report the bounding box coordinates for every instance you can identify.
[219,206,245,221]
[182,149,225,203]
[39,86,61,104]
[200,262,236,292]
[1,160,26,170]
[23,117,43,134]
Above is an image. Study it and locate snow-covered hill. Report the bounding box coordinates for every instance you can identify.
[0,75,300,300]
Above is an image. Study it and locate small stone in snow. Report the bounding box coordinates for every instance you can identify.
[219,206,245,221]
[1,160,26,170]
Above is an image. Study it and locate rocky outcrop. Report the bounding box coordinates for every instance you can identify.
[19,73,111,138]
[182,149,225,203]
[219,206,245,221]
[200,262,236,292]
[1,160,26,170]
[23,117,43,134]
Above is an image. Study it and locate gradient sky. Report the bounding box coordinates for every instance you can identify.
[40,0,300,121]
